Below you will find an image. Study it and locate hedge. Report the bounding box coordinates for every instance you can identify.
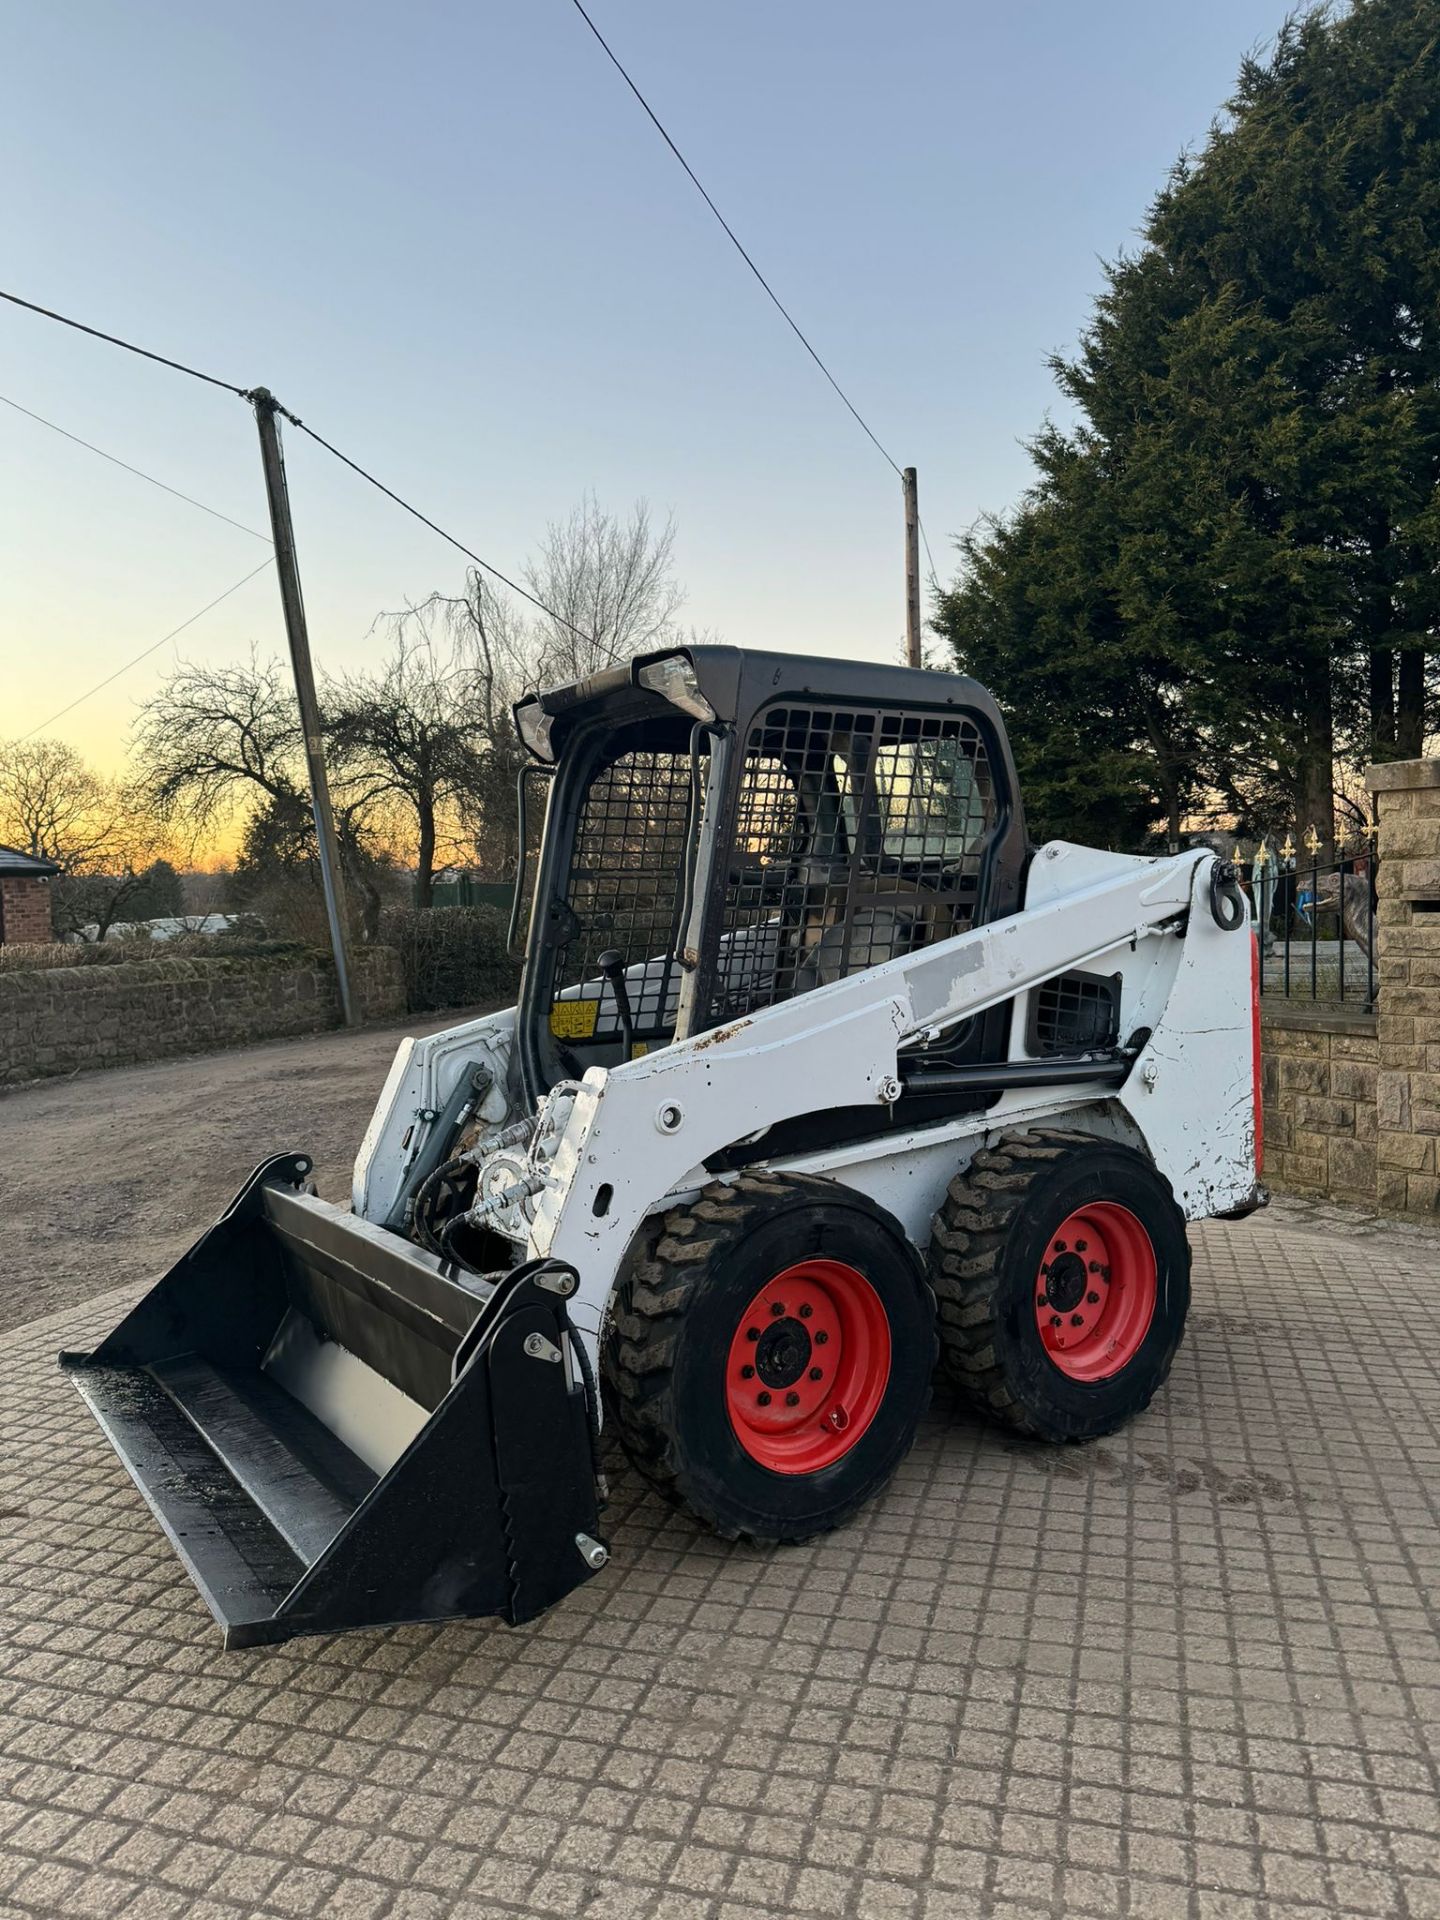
[376,904,522,1013]
[0,933,312,975]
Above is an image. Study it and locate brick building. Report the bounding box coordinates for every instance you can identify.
[0,845,59,945]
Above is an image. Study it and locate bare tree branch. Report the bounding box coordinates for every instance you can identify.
[129,494,697,906]
[132,653,304,827]
[525,495,684,684]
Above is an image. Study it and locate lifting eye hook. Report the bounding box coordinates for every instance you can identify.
[1208,859,1247,933]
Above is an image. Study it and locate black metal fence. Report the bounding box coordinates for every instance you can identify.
[1245,832,1378,1009]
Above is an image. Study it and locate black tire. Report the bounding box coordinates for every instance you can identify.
[603,1172,937,1542]
[928,1129,1190,1443]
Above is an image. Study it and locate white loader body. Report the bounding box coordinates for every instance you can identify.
[64,646,1262,1651]
[353,840,1257,1381]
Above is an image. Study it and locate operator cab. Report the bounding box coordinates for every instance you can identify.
[511,647,1027,1106]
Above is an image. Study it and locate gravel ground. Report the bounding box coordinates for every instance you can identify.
[0,1010,495,1333]
[4,1014,1434,1338]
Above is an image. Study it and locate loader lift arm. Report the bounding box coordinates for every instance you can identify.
[529,841,1224,1302]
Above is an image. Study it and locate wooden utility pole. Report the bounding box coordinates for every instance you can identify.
[250,388,358,1028]
[903,466,922,669]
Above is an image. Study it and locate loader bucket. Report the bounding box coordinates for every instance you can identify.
[59,1153,606,1649]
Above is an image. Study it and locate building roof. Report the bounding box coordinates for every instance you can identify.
[0,844,60,878]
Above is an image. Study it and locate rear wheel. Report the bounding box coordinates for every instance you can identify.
[603,1173,936,1541]
[928,1130,1189,1442]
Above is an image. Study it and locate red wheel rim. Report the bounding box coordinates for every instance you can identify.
[1034,1202,1157,1383]
[724,1258,891,1474]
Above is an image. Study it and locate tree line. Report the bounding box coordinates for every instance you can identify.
[0,497,694,940]
[936,0,1439,852]
[8,4,1435,918]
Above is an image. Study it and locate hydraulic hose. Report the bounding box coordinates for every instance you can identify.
[438,1210,477,1268]
[567,1321,607,1503]
[412,1118,540,1254]
[412,1154,473,1256]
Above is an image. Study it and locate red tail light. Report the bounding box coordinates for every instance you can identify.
[1250,930,1263,1176]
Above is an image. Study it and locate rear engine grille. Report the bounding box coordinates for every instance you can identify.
[1029,971,1121,1056]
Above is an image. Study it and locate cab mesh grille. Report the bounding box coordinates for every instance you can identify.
[711,705,996,1024]
[557,748,698,1041]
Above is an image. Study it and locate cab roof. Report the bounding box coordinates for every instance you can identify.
[513,645,1008,763]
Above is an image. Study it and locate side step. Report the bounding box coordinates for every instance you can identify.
[62,1153,606,1649]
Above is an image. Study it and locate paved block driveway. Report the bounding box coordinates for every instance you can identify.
[2,1208,1438,1920]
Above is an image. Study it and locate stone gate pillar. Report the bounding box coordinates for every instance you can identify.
[1367,759,1440,1215]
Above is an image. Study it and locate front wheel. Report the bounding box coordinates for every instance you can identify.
[603,1173,937,1542]
[928,1130,1190,1442]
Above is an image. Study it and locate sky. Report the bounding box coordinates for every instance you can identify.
[3,0,1290,782]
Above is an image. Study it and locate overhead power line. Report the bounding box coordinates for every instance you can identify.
[0,287,250,397]
[17,557,276,743]
[1,286,598,644]
[917,515,942,587]
[275,406,595,643]
[566,0,903,479]
[0,392,270,542]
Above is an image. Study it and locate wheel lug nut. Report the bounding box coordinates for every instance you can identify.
[785,1392,800,1406]
[809,1367,822,1381]
[1071,1314,1084,1327]
[1075,1240,1087,1252]
[757,1391,771,1406]
[1037,1292,1048,1305]
[1089,1261,1100,1273]
[1054,1240,1067,1251]
[1050,1314,1062,1327]
[1087,1291,1099,1305]
[814,1331,828,1345]
[799,1304,813,1319]
[741,1365,755,1379]
[770,1302,785,1316]
[746,1327,760,1341]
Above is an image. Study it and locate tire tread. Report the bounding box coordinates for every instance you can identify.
[929,1128,1185,1442]
[604,1174,934,1543]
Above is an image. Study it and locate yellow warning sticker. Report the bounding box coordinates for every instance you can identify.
[550,997,599,1040]
[630,1042,648,1059]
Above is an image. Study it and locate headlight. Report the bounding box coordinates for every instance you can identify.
[636,653,716,723]
[514,698,557,761]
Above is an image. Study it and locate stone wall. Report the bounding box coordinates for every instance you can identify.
[1261,757,1438,1218]
[1369,759,1440,1215]
[1261,1005,1378,1205]
[0,876,55,946]
[0,947,404,1086]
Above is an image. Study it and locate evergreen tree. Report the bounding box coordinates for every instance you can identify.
[942,430,1205,847]
[127,858,183,920]
[939,0,1440,848]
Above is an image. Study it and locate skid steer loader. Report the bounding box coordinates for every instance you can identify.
[63,646,1263,1647]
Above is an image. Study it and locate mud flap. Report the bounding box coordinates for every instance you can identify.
[60,1153,606,1649]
